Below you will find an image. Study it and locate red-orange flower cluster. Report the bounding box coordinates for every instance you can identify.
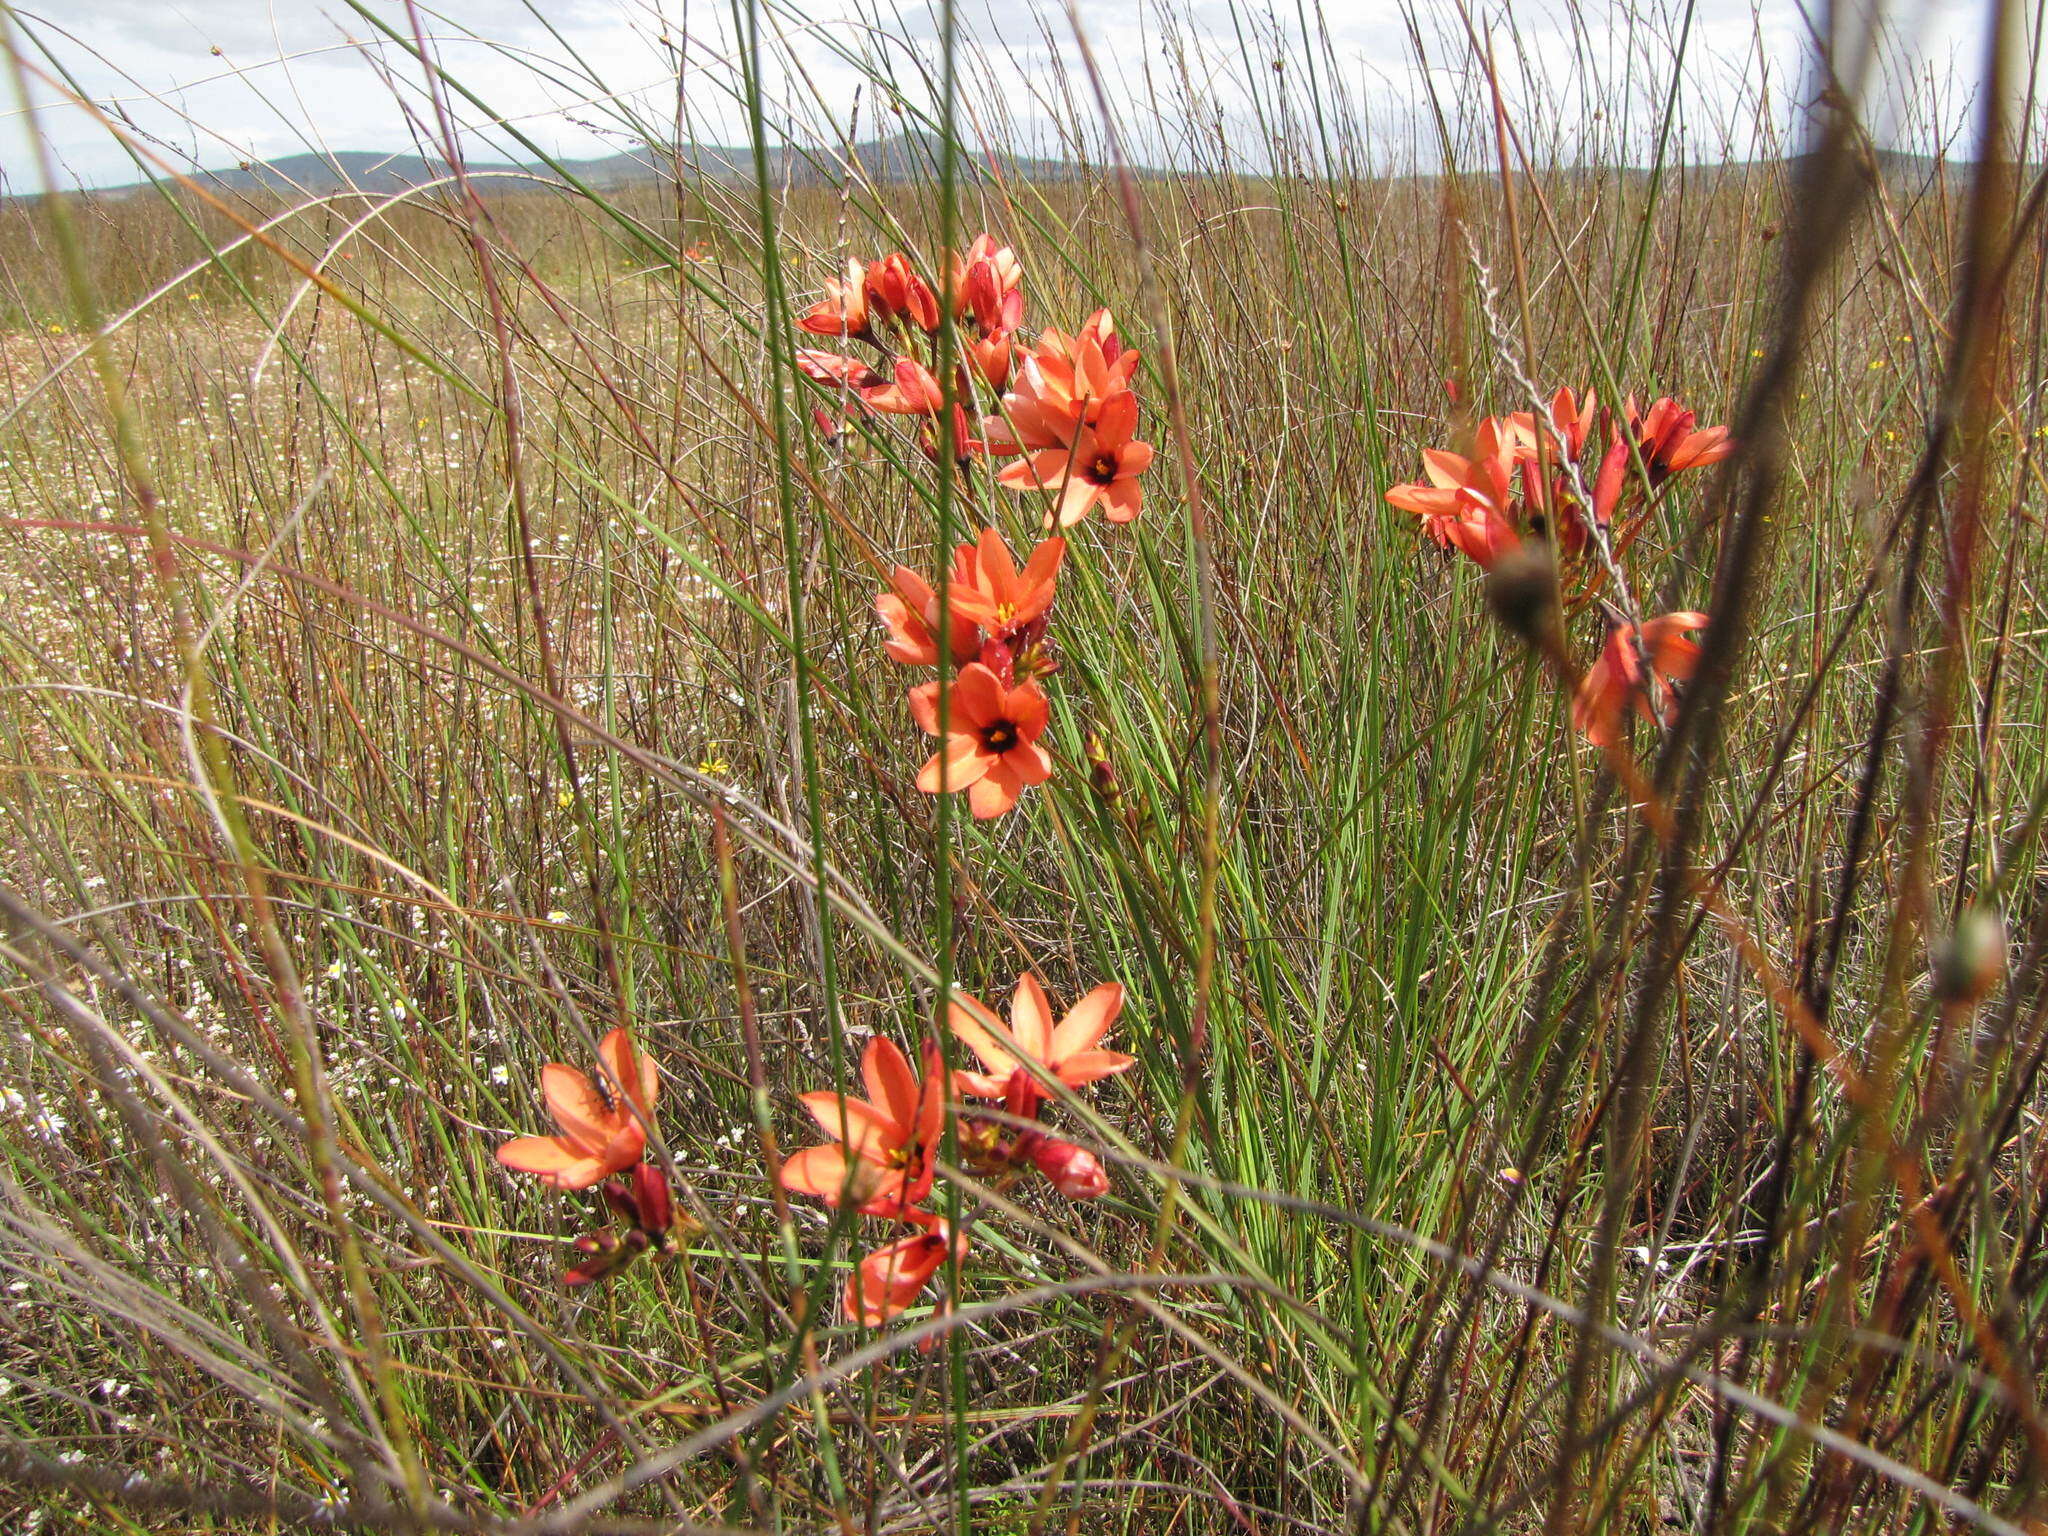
[1387,387,1732,748]
[766,237,1156,1330]
[990,312,1153,527]
[780,978,1131,1326]
[496,1029,678,1286]
[1387,388,1732,571]
[875,525,1066,820]
[792,236,1155,526]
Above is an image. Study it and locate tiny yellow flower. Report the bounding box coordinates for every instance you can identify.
[556,788,574,809]
[696,752,731,776]
[1868,357,1886,370]
[1749,347,1764,358]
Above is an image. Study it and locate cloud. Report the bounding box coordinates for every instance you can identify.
[0,0,2002,191]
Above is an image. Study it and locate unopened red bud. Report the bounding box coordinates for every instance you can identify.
[978,638,1016,686]
[632,1162,674,1239]
[565,1228,629,1285]
[600,1177,639,1228]
[1029,1137,1110,1200]
[1085,732,1119,801]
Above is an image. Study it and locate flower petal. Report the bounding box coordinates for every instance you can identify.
[967,766,1021,818]
[861,1037,921,1137]
[947,992,1016,1083]
[1055,1048,1138,1087]
[496,1135,599,1186]
[1050,982,1125,1060]
[917,737,993,794]
[952,662,1004,726]
[540,1064,615,1158]
[780,1144,882,1206]
[1102,477,1144,523]
[1094,387,1138,445]
[797,1089,895,1159]
[1005,740,1054,787]
[1011,973,1055,1061]
[598,1027,658,1115]
[1055,476,1100,528]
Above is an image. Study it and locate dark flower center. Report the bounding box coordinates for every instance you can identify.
[1085,451,1121,485]
[980,719,1021,755]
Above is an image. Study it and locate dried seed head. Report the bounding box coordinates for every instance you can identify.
[1933,905,2006,1008]
[1484,543,1560,649]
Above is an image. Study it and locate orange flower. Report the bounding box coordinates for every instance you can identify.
[997,389,1153,527]
[1508,386,1598,463]
[864,253,941,334]
[948,526,1064,643]
[910,663,1053,818]
[985,315,1140,456]
[780,1037,947,1219]
[1572,611,1709,746]
[1075,308,1129,366]
[1386,417,1513,528]
[949,233,1024,334]
[1589,432,1630,527]
[497,1028,659,1191]
[968,329,1013,391]
[1385,417,1521,568]
[876,564,977,667]
[1627,396,1734,482]
[948,973,1134,1100]
[794,349,886,394]
[845,1222,967,1327]
[860,357,946,415]
[797,258,871,338]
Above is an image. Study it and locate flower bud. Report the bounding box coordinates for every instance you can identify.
[1029,1136,1110,1200]
[600,1176,639,1228]
[631,1162,674,1240]
[564,1228,633,1286]
[1085,732,1119,803]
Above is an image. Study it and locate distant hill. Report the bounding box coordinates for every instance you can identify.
[58,133,1096,201]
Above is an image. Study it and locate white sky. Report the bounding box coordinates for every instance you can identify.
[0,0,2004,191]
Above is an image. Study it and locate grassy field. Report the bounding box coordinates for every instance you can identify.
[2,2,2047,1531]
